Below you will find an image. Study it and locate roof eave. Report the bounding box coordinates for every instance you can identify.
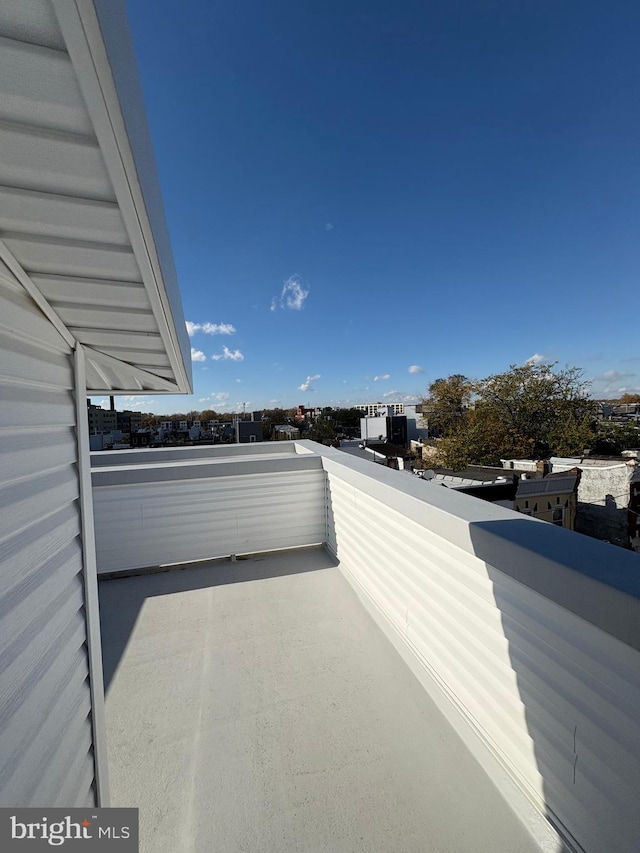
[51,0,192,394]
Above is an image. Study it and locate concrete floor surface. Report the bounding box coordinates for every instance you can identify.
[99,547,545,853]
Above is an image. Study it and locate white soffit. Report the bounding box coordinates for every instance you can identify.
[0,0,192,394]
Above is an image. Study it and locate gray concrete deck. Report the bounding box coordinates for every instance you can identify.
[99,547,545,853]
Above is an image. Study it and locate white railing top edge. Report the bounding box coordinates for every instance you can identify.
[309,442,640,651]
[90,440,304,467]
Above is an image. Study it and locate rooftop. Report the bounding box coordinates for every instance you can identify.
[89,440,640,853]
[100,548,544,853]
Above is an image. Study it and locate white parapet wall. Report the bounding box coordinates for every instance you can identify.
[316,443,640,853]
[91,443,326,573]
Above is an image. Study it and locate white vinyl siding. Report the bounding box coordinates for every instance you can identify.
[323,459,640,853]
[93,465,326,575]
[0,276,96,806]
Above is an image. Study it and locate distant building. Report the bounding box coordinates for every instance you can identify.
[550,456,637,547]
[355,402,405,417]
[235,420,262,443]
[514,471,580,530]
[273,424,300,440]
[87,403,117,435]
[116,410,142,434]
[295,405,321,421]
[130,430,152,448]
[403,404,428,443]
[360,415,408,447]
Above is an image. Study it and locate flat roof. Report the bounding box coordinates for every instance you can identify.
[100,548,545,853]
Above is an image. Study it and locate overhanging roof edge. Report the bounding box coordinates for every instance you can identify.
[51,0,193,394]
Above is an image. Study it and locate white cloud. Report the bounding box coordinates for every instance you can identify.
[236,378,242,383]
[116,396,156,410]
[191,347,207,362]
[212,346,244,362]
[198,397,209,403]
[298,373,321,392]
[186,321,236,336]
[601,370,632,381]
[374,374,391,382]
[325,223,334,231]
[408,365,424,374]
[269,399,280,404]
[382,390,399,398]
[272,275,309,311]
[525,353,545,365]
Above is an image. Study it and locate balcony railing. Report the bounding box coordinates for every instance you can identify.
[92,441,640,853]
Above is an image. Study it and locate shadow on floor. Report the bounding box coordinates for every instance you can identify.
[98,546,337,691]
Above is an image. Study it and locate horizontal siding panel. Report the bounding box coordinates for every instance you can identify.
[0,492,81,576]
[326,470,640,853]
[0,328,73,388]
[0,0,66,52]
[0,278,95,807]
[0,427,77,482]
[4,233,140,281]
[0,121,114,201]
[0,467,79,547]
[52,743,96,809]
[0,380,76,428]
[0,538,83,653]
[0,36,93,135]
[1,668,91,803]
[93,469,326,573]
[32,273,151,310]
[0,187,127,245]
[0,280,72,352]
[76,330,165,351]
[0,640,89,795]
[55,305,158,333]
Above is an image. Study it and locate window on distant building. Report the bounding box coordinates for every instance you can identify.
[552,507,564,526]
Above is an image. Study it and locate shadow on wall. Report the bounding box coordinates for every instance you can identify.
[575,496,630,548]
[469,519,640,853]
[98,549,336,692]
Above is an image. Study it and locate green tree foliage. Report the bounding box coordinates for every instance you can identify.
[422,374,473,436]
[423,364,597,469]
[307,415,338,445]
[590,422,640,455]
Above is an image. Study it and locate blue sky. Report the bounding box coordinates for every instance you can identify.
[101,0,640,414]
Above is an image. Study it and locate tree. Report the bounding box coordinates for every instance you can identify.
[307,415,338,445]
[421,375,473,436]
[333,408,363,436]
[617,393,640,404]
[428,364,597,469]
[590,421,640,455]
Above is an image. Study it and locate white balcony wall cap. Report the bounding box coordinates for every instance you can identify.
[308,442,640,651]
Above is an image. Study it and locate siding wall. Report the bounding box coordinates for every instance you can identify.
[92,456,326,574]
[0,273,96,806]
[323,453,640,853]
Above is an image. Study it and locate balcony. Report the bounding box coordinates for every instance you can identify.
[93,441,640,853]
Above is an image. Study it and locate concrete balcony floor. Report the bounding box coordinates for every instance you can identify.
[99,547,544,853]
